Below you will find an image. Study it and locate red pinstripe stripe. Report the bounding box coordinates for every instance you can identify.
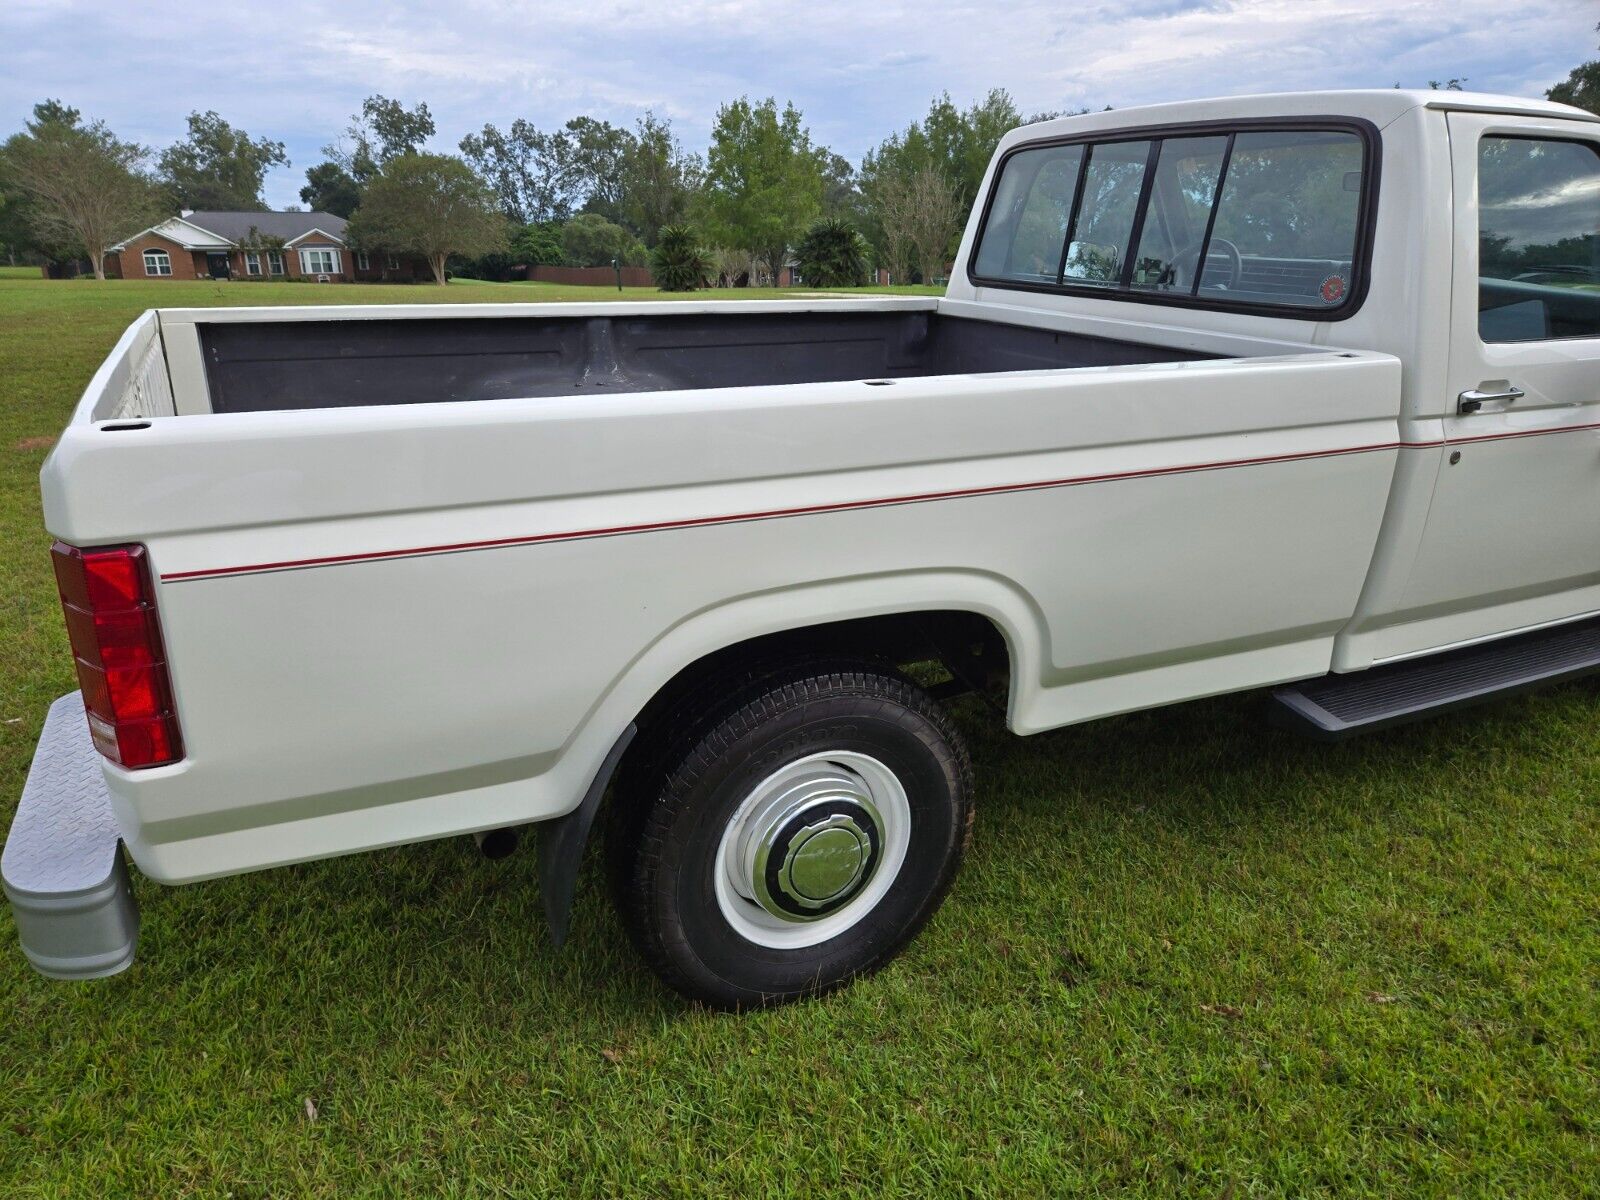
[1432,418,1600,446]
[154,421,1595,582]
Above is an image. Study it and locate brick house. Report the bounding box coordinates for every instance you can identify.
[104,211,426,282]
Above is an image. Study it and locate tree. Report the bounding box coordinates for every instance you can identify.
[346,153,506,285]
[361,96,435,160]
[819,151,861,219]
[459,111,703,243]
[299,161,361,217]
[955,90,1027,201]
[1548,25,1600,114]
[560,212,645,267]
[1,100,158,278]
[619,113,703,244]
[860,90,1023,217]
[874,166,963,283]
[565,116,634,224]
[794,216,869,286]
[459,119,578,223]
[0,176,43,264]
[651,224,711,291]
[157,111,288,210]
[511,221,566,266]
[707,245,752,288]
[858,89,1023,266]
[701,98,826,284]
[326,95,435,185]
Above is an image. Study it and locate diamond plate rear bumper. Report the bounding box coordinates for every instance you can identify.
[3,693,139,979]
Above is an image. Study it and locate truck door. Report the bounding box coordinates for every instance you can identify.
[1397,111,1600,651]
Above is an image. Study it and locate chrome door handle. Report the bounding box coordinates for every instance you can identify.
[1458,384,1525,414]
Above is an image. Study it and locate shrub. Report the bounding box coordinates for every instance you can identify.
[708,246,753,288]
[511,221,566,267]
[651,224,712,291]
[794,216,869,287]
[562,213,646,268]
[451,250,518,281]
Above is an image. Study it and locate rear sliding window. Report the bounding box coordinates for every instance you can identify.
[971,124,1373,317]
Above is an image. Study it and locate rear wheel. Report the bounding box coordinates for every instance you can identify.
[609,660,973,1008]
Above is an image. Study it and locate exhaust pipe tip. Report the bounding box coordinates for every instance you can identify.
[473,827,520,860]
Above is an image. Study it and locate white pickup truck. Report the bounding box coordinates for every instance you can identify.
[8,89,1600,1007]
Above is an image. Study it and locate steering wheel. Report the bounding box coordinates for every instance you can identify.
[1167,237,1242,292]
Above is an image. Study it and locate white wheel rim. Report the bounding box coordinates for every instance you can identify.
[713,750,911,949]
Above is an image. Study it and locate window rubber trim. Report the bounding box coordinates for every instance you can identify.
[966,116,1383,322]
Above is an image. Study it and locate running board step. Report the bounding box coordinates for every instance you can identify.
[1272,617,1600,739]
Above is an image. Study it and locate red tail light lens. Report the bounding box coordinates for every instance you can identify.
[51,541,183,768]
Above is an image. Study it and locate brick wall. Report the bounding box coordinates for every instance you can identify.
[350,250,427,282]
[106,232,207,280]
[526,264,656,287]
[231,247,298,281]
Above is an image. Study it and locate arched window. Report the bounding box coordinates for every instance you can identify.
[142,249,172,276]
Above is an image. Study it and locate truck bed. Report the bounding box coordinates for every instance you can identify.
[46,295,1400,884]
[195,309,1214,413]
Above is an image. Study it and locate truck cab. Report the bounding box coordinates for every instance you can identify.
[947,90,1600,676]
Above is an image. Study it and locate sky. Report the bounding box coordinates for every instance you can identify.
[3,0,1595,210]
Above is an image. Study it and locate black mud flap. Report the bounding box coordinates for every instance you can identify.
[537,724,636,947]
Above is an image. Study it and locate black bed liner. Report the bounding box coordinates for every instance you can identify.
[197,310,1217,414]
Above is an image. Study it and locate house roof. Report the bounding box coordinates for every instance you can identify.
[108,216,234,252]
[183,210,349,245]
[108,210,348,252]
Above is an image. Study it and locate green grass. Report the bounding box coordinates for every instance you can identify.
[0,276,1595,1197]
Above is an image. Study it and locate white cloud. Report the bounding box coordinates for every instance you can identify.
[2,0,1591,208]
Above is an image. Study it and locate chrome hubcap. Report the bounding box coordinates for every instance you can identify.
[715,751,911,949]
[751,790,881,920]
[785,816,871,902]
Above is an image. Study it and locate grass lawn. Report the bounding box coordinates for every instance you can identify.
[0,276,1595,1197]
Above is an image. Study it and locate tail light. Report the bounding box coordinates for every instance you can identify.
[51,541,183,769]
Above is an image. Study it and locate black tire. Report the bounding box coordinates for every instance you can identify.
[608,659,973,1008]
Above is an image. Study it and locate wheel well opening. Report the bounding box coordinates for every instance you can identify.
[626,610,1012,757]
